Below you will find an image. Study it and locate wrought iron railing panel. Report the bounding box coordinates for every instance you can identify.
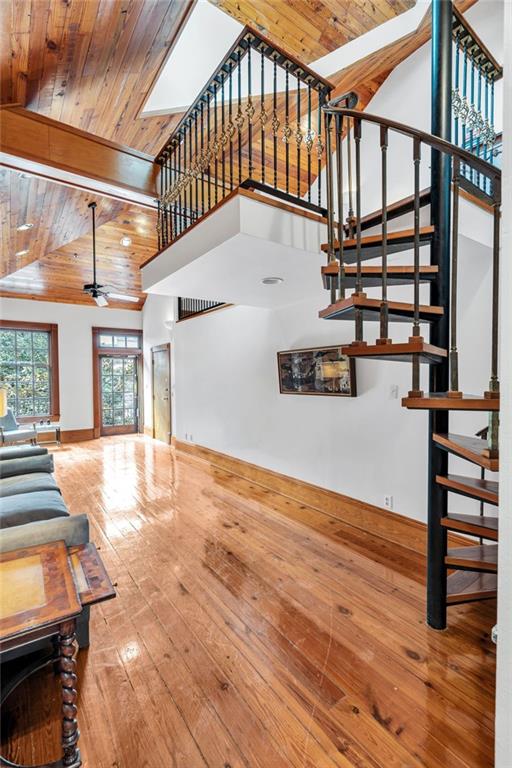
[156,28,332,250]
[451,7,502,195]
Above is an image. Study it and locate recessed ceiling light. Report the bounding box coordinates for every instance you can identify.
[261,276,284,285]
[17,222,33,231]
[120,236,132,247]
[15,249,29,257]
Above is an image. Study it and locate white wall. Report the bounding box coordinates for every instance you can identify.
[495,0,511,762]
[0,298,142,431]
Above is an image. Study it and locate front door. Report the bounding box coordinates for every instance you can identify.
[100,355,138,435]
[152,344,171,443]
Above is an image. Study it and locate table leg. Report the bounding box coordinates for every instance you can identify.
[58,620,81,768]
[56,427,61,445]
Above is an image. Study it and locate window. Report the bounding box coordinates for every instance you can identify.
[98,333,141,349]
[0,322,59,420]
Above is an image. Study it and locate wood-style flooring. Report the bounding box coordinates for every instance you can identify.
[1,436,496,768]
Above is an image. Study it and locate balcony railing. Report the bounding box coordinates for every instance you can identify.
[156,28,333,250]
[177,297,226,321]
[452,7,502,197]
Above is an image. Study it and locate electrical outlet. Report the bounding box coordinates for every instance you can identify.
[184,432,188,441]
[384,495,394,510]
[390,384,399,400]
[189,434,193,442]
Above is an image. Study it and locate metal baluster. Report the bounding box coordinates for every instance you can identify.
[157,160,162,250]
[449,157,462,396]
[317,89,323,207]
[221,71,226,197]
[171,143,177,237]
[378,126,390,344]
[335,113,345,301]
[166,150,171,243]
[273,57,278,189]
[462,42,468,177]
[248,41,253,179]
[229,61,234,190]
[189,118,193,222]
[485,181,501,455]
[346,120,355,237]
[207,94,212,211]
[285,65,290,193]
[454,38,460,148]
[354,117,364,344]
[470,56,475,181]
[194,111,198,220]
[409,138,422,396]
[307,83,312,203]
[183,124,188,228]
[261,47,265,184]
[214,81,218,204]
[296,74,301,198]
[238,48,243,184]
[200,101,205,214]
[178,133,183,235]
[324,111,336,305]
[490,76,495,166]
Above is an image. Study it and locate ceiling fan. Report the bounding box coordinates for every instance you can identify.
[83,201,140,307]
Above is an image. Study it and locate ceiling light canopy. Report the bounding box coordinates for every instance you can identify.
[120,236,132,247]
[261,277,284,285]
[17,222,33,231]
[15,249,29,257]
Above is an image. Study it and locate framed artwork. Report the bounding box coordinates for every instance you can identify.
[277,345,356,397]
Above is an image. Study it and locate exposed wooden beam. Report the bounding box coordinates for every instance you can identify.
[0,105,159,208]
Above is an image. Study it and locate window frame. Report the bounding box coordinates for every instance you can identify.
[0,320,60,423]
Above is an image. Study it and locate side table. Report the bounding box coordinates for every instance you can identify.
[0,540,115,767]
[34,423,62,446]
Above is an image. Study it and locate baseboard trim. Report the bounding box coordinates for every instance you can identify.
[174,439,471,555]
[36,428,95,444]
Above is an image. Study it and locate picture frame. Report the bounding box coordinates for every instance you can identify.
[277,345,356,397]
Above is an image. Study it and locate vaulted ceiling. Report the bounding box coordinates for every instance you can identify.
[0,0,476,309]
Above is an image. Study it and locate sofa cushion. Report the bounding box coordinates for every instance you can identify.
[0,472,59,498]
[0,409,18,432]
[0,513,88,552]
[0,445,48,461]
[0,454,54,479]
[0,490,69,529]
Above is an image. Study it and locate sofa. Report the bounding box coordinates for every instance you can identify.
[0,444,90,654]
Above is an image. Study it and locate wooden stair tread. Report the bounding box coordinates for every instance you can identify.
[351,188,431,233]
[319,295,443,324]
[321,264,438,289]
[433,433,499,471]
[446,570,497,605]
[402,393,500,411]
[341,339,446,364]
[441,513,498,541]
[446,544,498,572]
[436,474,499,506]
[321,226,435,262]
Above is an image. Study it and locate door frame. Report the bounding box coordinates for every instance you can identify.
[92,327,143,438]
[151,343,171,443]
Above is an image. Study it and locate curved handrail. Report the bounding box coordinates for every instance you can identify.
[323,106,501,192]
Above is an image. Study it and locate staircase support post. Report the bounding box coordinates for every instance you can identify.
[427,0,452,630]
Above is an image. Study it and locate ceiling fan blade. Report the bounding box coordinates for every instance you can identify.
[106,292,140,303]
[94,294,109,307]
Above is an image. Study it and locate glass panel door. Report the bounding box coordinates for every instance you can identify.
[100,355,138,435]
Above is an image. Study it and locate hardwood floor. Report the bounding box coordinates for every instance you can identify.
[1,436,496,767]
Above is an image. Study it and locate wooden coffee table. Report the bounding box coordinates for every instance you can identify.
[0,540,115,768]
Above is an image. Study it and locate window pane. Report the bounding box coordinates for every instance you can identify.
[112,359,123,375]
[113,391,124,409]
[113,336,126,348]
[33,366,50,395]
[114,409,124,425]
[16,332,32,362]
[34,397,50,415]
[0,331,15,362]
[103,409,113,426]
[32,332,49,363]
[125,408,134,424]
[124,359,135,376]
[126,336,139,348]
[99,334,113,347]
[17,397,34,416]
[124,392,134,408]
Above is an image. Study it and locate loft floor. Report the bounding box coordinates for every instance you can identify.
[1,436,496,768]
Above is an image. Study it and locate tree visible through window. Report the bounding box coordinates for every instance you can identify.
[0,328,52,417]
